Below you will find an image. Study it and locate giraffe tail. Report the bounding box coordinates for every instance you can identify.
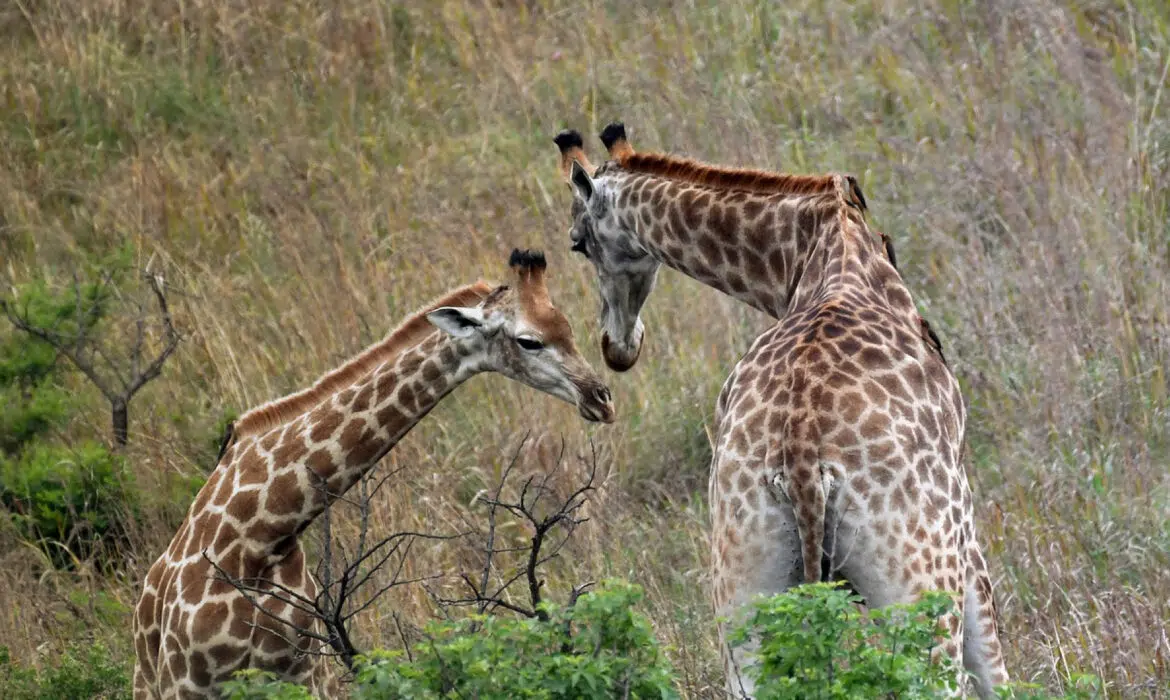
[963,542,1010,699]
[777,443,831,585]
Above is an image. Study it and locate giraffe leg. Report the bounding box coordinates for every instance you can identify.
[309,656,344,699]
[963,542,1009,699]
[830,519,969,697]
[710,450,804,700]
[132,664,154,700]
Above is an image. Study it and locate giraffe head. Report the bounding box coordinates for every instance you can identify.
[555,126,659,372]
[426,249,616,423]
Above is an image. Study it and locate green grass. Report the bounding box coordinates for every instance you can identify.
[1,0,1168,697]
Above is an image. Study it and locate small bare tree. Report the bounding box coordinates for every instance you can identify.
[206,462,464,672]
[207,434,602,680]
[439,435,599,624]
[1,264,180,447]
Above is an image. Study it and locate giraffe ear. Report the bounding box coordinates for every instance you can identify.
[569,160,595,202]
[427,306,485,338]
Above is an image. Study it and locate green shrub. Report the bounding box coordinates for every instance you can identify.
[0,381,70,455]
[0,644,130,700]
[1,278,110,362]
[0,442,136,568]
[730,581,960,699]
[223,670,314,700]
[0,287,74,455]
[731,582,1104,700]
[0,330,57,387]
[354,580,678,699]
[0,272,118,456]
[224,582,1102,699]
[224,580,679,700]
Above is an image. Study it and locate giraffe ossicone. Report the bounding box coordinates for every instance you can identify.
[132,249,614,699]
[555,124,1008,698]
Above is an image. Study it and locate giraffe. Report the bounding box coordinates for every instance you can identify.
[554,125,1008,698]
[132,250,615,699]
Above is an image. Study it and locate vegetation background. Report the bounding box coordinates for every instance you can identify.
[0,0,1167,697]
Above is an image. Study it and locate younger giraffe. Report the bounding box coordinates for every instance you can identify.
[555,126,1007,698]
[132,250,615,699]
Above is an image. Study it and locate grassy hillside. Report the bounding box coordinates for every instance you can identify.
[1,0,1167,696]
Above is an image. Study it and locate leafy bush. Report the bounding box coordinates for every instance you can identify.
[0,275,138,568]
[0,442,136,568]
[223,670,314,700]
[730,581,959,699]
[0,328,57,387]
[0,382,70,455]
[224,581,1103,700]
[0,283,77,455]
[356,580,677,699]
[0,277,110,383]
[224,580,679,700]
[731,582,1104,700]
[0,644,130,700]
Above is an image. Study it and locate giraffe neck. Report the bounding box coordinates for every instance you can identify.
[222,330,479,564]
[302,329,476,505]
[609,172,910,320]
[784,203,920,323]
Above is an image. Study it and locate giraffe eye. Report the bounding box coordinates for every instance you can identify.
[516,337,545,351]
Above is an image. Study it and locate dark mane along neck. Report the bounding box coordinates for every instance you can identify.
[609,151,867,213]
[223,281,493,451]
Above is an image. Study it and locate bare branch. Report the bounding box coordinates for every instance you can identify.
[124,272,181,397]
[391,612,414,663]
[0,266,183,446]
[476,431,527,614]
[450,435,601,626]
[193,434,603,685]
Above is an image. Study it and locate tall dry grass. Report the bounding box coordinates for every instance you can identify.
[1,0,1168,696]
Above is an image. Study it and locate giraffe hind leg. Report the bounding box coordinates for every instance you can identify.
[829,520,968,696]
[963,544,1010,699]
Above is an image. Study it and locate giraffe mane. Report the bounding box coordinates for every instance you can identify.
[225,281,495,447]
[611,151,868,214]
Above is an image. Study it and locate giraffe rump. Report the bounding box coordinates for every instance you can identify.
[226,281,494,446]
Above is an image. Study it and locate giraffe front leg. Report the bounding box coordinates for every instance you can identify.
[308,656,344,699]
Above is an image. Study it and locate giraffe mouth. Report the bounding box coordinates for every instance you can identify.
[577,384,616,423]
[601,331,643,373]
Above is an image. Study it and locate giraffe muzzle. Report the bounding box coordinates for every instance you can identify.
[601,330,643,373]
[577,384,616,423]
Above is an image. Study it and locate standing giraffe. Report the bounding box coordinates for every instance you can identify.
[132,250,615,699]
[554,126,1007,698]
